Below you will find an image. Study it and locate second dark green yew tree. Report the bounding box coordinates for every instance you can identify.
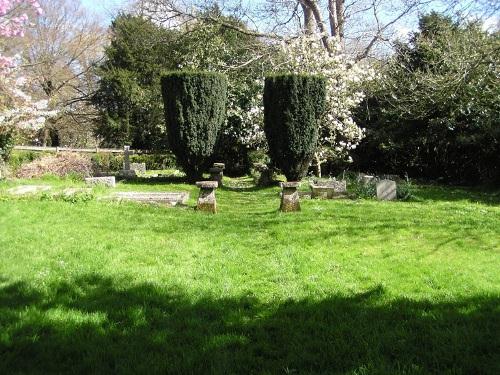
[264,74,326,181]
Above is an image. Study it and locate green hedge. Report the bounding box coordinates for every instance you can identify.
[161,71,227,181]
[264,74,326,181]
[6,150,176,174]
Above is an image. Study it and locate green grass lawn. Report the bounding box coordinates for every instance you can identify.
[0,175,499,374]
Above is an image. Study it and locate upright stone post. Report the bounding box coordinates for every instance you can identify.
[280,182,301,212]
[123,146,131,171]
[212,163,225,186]
[196,181,218,213]
[209,167,223,187]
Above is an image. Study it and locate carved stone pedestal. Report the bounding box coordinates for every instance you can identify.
[280,181,300,212]
[196,181,218,213]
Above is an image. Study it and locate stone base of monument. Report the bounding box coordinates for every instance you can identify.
[110,192,189,206]
[196,181,218,213]
[376,179,397,200]
[310,179,347,199]
[85,176,116,188]
[280,182,300,212]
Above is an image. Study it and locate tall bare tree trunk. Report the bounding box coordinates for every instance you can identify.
[301,3,315,34]
[335,0,344,40]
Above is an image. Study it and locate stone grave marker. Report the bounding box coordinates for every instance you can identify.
[196,181,218,213]
[85,176,116,188]
[310,179,347,199]
[120,146,137,177]
[111,192,189,206]
[376,179,397,201]
[280,182,300,212]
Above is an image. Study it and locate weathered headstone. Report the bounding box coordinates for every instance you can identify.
[253,163,274,187]
[130,162,146,174]
[209,167,223,187]
[85,176,116,188]
[196,181,218,213]
[111,191,189,206]
[280,182,301,212]
[310,179,347,199]
[8,185,52,195]
[376,179,397,201]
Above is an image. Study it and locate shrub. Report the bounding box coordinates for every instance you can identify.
[161,71,227,181]
[354,13,500,185]
[0,129,14,161]
[263,74,326,181]
[7,150,48,171]
[16,153,93,179]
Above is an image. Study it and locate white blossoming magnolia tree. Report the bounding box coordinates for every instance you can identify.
[272,35,375,176]
[0,0,56,158]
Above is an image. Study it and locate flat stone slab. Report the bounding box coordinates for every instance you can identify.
[213,163,225,170]
[111,192,189,206]
[377,179,397,201]
[8,185,52,195]
[85,176,116,187]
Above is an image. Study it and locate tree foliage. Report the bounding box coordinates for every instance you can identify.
[355,13,500,184]
[264,74,326,181]
[161,71,227,181]
[93,14,177,149]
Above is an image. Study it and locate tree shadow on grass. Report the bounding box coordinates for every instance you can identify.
[0,275,498,374]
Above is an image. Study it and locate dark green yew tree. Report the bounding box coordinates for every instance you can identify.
[161,71,227,181]
[264,74,327,181]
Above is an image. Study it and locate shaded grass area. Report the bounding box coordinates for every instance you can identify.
[0,176,499,374]
[1,276,498,374]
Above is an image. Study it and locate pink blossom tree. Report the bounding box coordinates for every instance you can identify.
[1,0,43,72]
[1,0,55,159]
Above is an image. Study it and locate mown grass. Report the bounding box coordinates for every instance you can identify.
[0,175,499,374]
